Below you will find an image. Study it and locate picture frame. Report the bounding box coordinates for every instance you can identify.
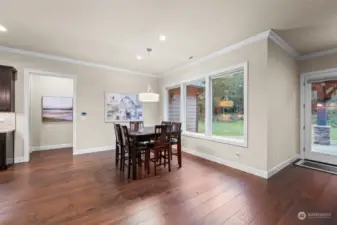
[104,92,143,122]
[42,96,73,122]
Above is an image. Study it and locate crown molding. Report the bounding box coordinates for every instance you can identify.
[0,45,157,78]
[296,47,337,61]
[160,29,301,77]
[161,30,271,77]
[3,31,334,78]
[268,29,299,58]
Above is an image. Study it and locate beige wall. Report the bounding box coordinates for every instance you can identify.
[31,75,73,149]
[266,41,300,170]
[0,51,159,158]
[159,40,269,171]
[298,53,337,74]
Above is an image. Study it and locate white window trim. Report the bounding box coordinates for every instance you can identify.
[163,62,248,148]
[184,78,206,133]
[163,84,183,124]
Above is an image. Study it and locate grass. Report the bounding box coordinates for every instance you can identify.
[331,128,337,140]
[197,120,337,140]
[198,120,244,136]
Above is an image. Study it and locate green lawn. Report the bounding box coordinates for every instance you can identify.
[325,127,337,141]
[197,121,337,140]
[198,120,244,136]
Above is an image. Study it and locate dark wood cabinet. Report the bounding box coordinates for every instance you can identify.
[0,65,16,112]
[0,65,17,170]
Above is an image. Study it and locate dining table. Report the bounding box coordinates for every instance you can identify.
[128,126,182,180]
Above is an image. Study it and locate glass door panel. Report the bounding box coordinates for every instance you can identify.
[305,79,337,164]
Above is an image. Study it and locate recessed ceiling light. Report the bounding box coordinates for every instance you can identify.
[159,35,166,42]
[0,24,8,32]
[136,55,142,60]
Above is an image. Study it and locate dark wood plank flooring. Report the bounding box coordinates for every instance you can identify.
[0,148,337,225]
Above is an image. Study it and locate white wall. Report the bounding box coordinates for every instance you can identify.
[159,40,269,171]
[266,41,300,170]
[30,75,73,150]
[0,51,159,159]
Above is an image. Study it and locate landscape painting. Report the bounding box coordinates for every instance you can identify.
[42,96,73,122]
[105,92,143,122]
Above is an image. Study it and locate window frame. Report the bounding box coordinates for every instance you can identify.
[164,85,183,125]
[184,78,206,135]
[163,62,248,147]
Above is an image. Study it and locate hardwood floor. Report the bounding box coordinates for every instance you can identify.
[0,148,337,225]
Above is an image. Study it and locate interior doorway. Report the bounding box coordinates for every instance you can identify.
[301,69,337,165]
[24,70,77,162]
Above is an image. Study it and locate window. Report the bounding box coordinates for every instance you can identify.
[185,80,205,133]
[211,69,244,139]
[167,87,181,122]
[164,62,247,147]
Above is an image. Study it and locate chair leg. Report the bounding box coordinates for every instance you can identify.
[137,152,142,167]
[145,150,150,174]
[115,144,119,165]
[154,151,157,176]
[147,152,150,174]
[119,147,125,171]
[170,144,173,160]
[164,150,167,168]
[122,154,125,172]
[128,155,131,179]
[168,146,172,172]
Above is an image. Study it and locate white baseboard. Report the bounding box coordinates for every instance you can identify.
[182,147,268,179]
[14,157,27,164]
[267,154,300,178]
[6,157,27,164]
[32,143,73,151]
[73,146,114,155]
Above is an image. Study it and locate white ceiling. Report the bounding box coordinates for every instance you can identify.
[1,0,337,75]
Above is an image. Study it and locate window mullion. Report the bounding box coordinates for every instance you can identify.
[205,76,211,136]
[180,84,186,131]
[163,88,168,121]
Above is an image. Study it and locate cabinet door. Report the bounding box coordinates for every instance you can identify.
[0,68,12,112]
[10,72,15,111]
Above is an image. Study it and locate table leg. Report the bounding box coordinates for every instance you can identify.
[132,139,137,180]
[178,133,182,168]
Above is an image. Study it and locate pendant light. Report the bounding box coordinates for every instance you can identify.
[139,84,160,102]
[138,48,160,103]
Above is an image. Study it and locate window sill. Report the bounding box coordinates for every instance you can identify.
[182,131,248,148]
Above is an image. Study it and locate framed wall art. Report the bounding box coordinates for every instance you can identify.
[104,92,143,122]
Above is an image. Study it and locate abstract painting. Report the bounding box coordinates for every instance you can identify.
[42,96,73,122]
[105,93,143,122]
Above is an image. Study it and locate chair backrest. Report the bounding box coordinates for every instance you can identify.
[114,123,122,144]
[130,121,144,131]
[171,122,182,139]
[154,125,171,144]
[121,125,131,151]
[161,121,172,126]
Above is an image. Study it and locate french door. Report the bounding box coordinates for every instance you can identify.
[303,75,337,165]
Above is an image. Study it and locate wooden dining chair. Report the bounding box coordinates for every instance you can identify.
[121,125,150,178]
[130,121,144,132]
[161,121,172,126]
[149,125,172,175]
[120,126,133,178]
[113,123,123,166]
[170,122,182,160]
